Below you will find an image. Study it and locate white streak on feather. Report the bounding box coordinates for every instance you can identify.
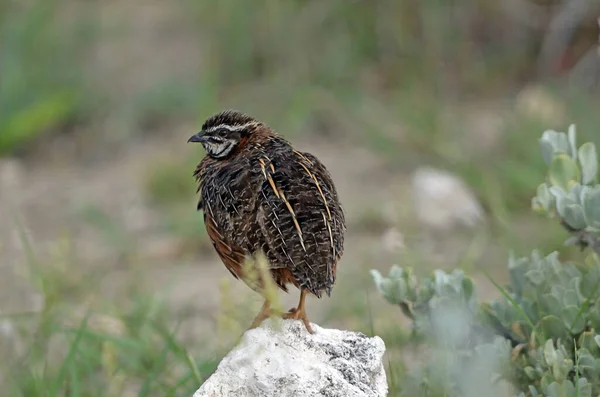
[205,122,259,133]
[323,211,335,257]
[279,190,306,252]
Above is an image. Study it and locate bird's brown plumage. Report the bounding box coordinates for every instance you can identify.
[190,110,346,332]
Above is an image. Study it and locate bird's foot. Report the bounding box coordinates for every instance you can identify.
[282,306,314,334]
[247,300,273,331]
[247,311,271,331]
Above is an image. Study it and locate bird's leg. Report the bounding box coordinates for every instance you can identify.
[248,299,271,330]
[282,289,314,334]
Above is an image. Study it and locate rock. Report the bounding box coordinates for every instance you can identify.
[515,84,566,126]
[380,227,405,254]
[0,319,23,358]
[194,319,387,397]
[412,166,484,231]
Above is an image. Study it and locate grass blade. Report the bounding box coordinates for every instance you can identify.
[480,267,543,347]
[49,314,89,396]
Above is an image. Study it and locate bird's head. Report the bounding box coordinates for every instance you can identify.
[188,110,263,159]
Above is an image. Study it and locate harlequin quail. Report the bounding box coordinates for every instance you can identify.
[188,110,346,333]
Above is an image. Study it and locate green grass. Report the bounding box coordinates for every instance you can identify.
[2,223,220,397]
[3,301,220,397]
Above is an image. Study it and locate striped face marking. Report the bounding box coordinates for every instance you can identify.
[202,137,237,158]
[201,122,261,159]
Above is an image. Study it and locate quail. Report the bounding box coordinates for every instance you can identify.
[188,110,346,334]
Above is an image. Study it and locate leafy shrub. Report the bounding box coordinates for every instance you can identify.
[372,125,600,396]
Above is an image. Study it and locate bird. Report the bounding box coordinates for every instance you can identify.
[188,110,346,334]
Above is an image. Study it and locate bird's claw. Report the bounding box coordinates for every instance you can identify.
[282,306,314,334]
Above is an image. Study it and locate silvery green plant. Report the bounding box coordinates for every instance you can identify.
[373,126,600,397]
[372,266,514,396]
[532,125,600,253]
[370,267,476,318]
[371,267,479,341]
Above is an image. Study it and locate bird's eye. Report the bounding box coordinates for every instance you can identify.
[209,136,225,144]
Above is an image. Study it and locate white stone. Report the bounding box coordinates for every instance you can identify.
[515,84,565,125]
[194,319,387,397]
[412,166,484,231]
[381,227,406,253]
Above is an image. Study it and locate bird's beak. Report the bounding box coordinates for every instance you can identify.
[188,132,208,143]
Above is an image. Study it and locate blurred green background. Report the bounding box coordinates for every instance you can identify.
[0,0,599,395]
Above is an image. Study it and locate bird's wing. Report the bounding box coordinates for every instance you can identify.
[296,150,346,255]
[203,211,246,280]
[253,149,345,295]
[197,158,253,281]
